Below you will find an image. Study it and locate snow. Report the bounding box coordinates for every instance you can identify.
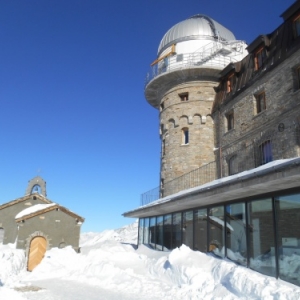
[15,203,56,219]
[1,221,300,299]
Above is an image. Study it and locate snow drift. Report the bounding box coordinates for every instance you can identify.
[0,221,300,299]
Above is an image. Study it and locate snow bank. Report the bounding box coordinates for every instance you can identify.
[1,221,300,299]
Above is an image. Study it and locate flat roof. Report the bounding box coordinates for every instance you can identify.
[123,158,300,218]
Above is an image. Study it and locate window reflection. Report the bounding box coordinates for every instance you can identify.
[144,218,149,245]
[172,213,182,248]
[156,216,164,250]
[163,214,172,251]
[275,193,300,286]
[194,209,207,252]
[182,211,193,248]
[149,217,156,249]
[209,206,225,257]
[248,199,276,277]
[226,203,247,265]
[138,190,300,287]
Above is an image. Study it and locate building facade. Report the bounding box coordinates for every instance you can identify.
[124,1,300,287]
[0,176,84,271]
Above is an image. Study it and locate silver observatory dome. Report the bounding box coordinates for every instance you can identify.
[158,14,236,56]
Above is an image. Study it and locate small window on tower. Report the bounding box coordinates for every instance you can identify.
[182,127,189,145]
[160,102,164,111]
[179,93,189,101]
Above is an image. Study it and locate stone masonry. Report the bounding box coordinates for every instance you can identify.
[160,81,216,183]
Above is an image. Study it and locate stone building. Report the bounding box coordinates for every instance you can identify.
[124,0,300,287]
[0,176,84,271]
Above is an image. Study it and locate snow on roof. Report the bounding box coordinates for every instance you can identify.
[15,203,56,219]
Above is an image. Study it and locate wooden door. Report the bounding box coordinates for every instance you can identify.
[27,236,47,271]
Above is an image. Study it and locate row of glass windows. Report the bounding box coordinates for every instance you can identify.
[138,191,300,286]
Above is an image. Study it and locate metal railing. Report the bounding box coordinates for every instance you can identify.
[145,40,246,87]
[140,126,300,206]
[140,161,217,206]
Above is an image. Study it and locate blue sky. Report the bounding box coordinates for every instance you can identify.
[0,0,294,232]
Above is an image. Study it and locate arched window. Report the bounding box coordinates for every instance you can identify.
[31,184,41,194]
[182,128,189,145]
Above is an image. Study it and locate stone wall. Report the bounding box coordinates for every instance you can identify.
[0,195,49,244]
[160,81,217,188]
[213,48,300,177]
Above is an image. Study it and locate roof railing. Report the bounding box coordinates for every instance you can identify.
[140,126,300,206]
[145,40,246,87]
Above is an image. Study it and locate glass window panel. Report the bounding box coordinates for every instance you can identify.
[294,16,300,37]
[138,218,144,245]
[172,213,182,248]
[163,214,172,251]
[258,140,272,165]
[194,209,207,252]
[226,203,247,266]
[275,193,300,286]
[209,206,225,257]
[248,198,276,277]
[149,217,156,249]
[182,211,193,249]
[156,216,164,250]
[144,218,149,245]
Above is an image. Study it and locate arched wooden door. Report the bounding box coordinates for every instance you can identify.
[27,236,47,271]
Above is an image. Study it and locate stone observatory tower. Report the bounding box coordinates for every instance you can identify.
[145,14,247,197]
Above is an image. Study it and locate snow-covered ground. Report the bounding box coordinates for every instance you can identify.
[1,221,300,300]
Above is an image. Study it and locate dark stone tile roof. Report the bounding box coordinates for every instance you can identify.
[212,4,300,114]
